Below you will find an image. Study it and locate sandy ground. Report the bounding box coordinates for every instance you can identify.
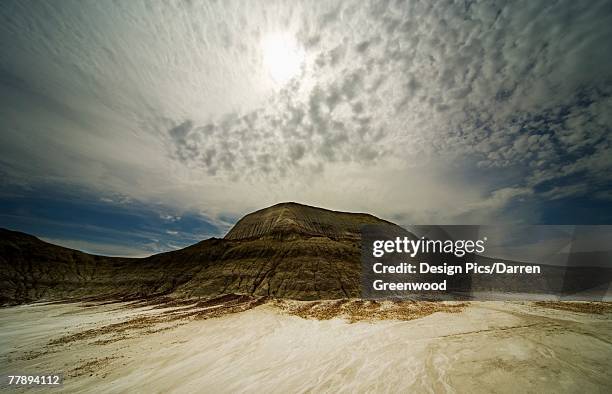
[1,299,611,393]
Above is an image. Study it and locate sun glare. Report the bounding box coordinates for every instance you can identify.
[262,33,305,85]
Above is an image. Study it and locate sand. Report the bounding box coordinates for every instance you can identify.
[1,299,611,393]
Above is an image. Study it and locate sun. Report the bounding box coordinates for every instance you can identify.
[262,33,305,85]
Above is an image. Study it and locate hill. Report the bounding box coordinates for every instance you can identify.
[0,202,402,304]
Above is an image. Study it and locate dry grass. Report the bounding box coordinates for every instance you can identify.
[35,295,466,360]
[69,356,120,377]
[48,315,163,346]
[274,299,467,323]
[45,295,267,350]
[534,301,612,314]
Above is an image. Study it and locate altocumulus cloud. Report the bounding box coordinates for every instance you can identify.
[1,0,612,253]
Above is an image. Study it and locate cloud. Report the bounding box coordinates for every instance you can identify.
[1,0,611,234]
[160,214,182,222]
[41,237,154,258]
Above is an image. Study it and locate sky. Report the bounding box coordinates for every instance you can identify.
[1,0,611,256]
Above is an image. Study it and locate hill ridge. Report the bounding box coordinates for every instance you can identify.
[225,202,398,241]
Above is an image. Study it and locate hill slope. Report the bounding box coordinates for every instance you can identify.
[0,203,402,304]
[225,202,396,240]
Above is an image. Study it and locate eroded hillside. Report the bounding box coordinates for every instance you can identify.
[1,203,403,304]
